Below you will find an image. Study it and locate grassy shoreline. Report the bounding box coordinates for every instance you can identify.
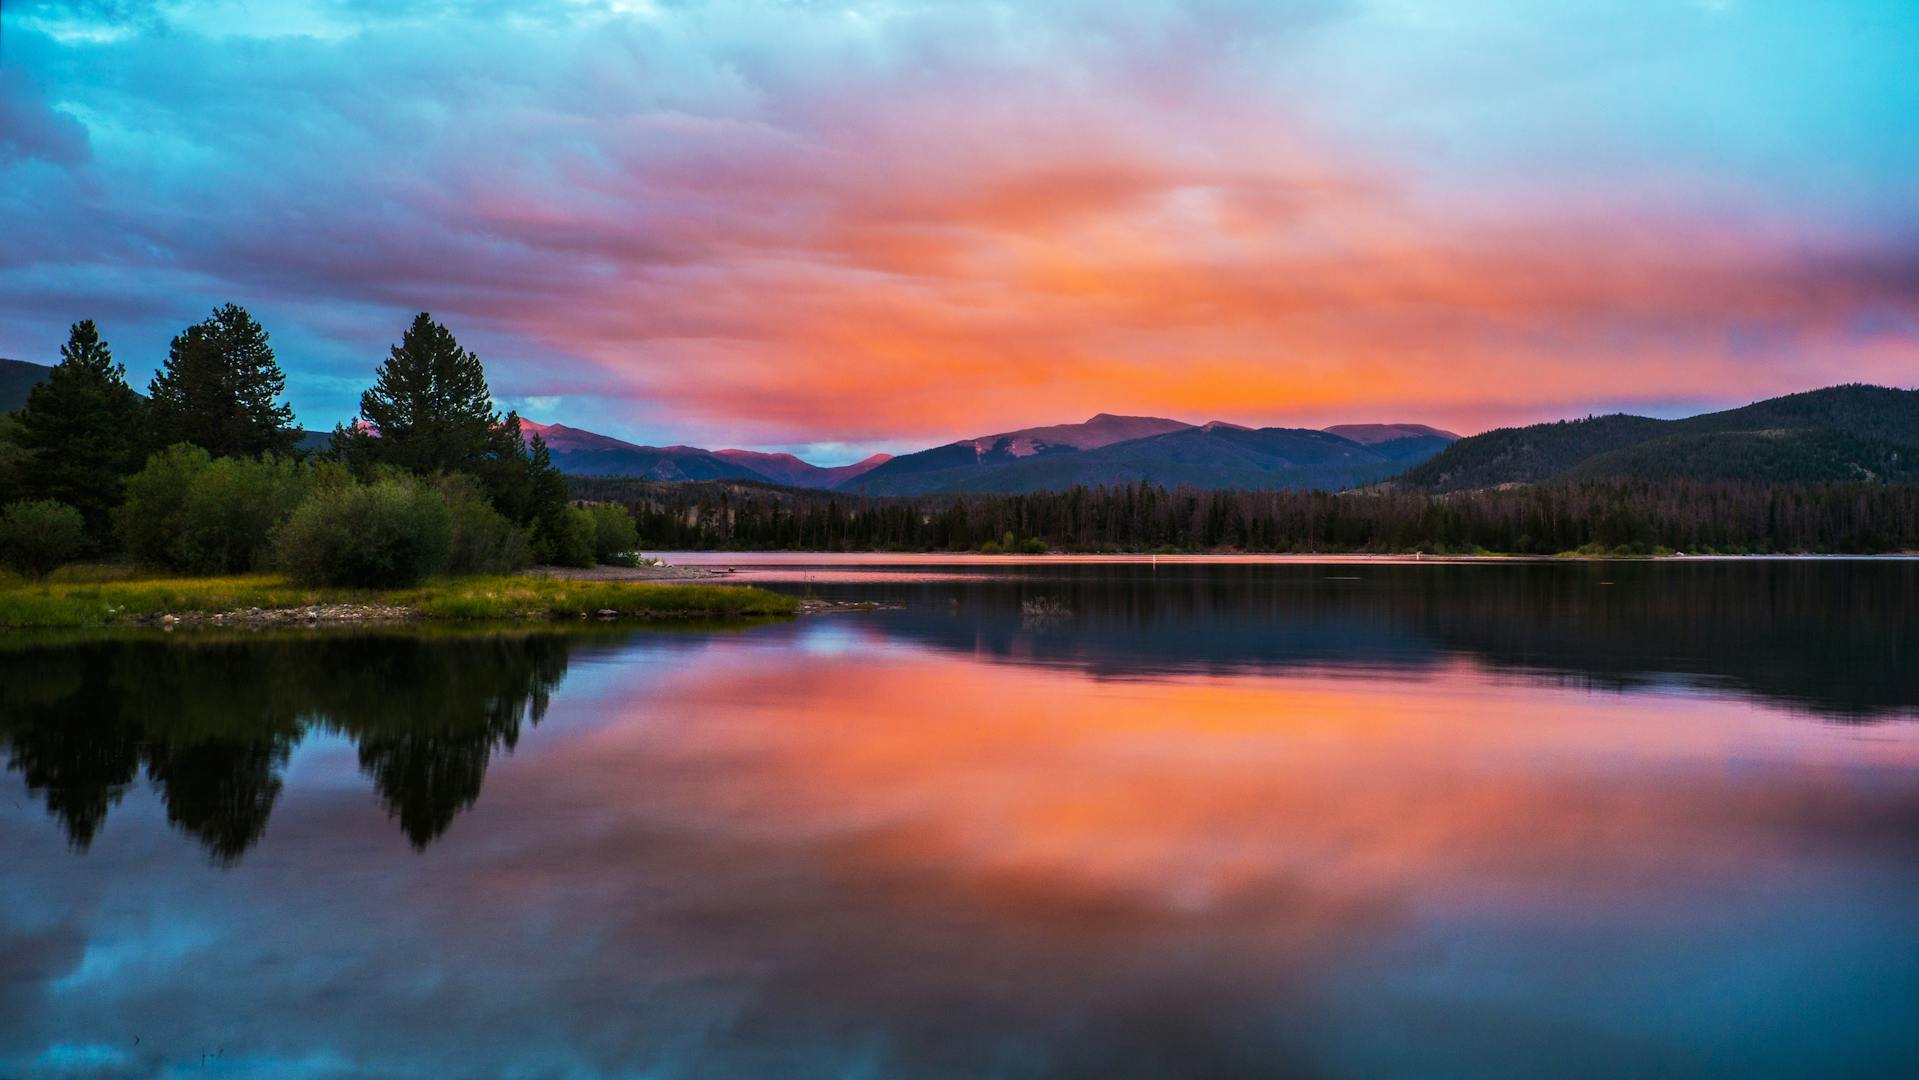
[0,568,799,630]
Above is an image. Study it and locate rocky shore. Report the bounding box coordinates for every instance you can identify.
[129,593,893,628]
[139,603,417,628]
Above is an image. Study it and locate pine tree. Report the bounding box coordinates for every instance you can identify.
[334,313,556,525]
[525,430,576,560]
[15,320,148,542]
[150,304,297,458]
[526,429,569,520]
[349,313,501,474]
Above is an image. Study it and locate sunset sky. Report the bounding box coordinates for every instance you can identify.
[3,1,1916,462]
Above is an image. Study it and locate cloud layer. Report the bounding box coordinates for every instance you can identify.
[2,0,1916,453]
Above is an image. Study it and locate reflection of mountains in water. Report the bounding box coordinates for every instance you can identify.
[6,563,1911,862]
[0,632,592,863]
[808,561,1919,722]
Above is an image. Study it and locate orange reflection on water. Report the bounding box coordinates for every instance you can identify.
[553,635,1919,927]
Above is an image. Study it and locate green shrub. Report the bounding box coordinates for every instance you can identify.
[440,473,531,575]
[535,506,597,567]
[118,445,308,573]
[116,444,207,566]
[585,503,638,563]
[0,499,87,578]
[274,476,452,587]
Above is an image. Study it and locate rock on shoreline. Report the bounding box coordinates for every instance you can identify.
[142,604,417,629]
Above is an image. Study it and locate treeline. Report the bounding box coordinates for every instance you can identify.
[571,475,1919,555]
[0,309,638,585]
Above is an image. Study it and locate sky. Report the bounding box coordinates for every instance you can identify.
[2,0,1916,462]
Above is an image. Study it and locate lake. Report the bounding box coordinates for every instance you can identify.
[3,558,1917,1078]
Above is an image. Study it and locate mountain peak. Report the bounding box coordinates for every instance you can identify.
[712,447,894,486]
[1323,423,1462,445]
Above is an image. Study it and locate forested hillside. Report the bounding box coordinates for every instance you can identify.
[1401,385,1918,490]
[569,475,1919,555]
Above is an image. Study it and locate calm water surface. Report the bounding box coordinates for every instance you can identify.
[3,559,1917,1078]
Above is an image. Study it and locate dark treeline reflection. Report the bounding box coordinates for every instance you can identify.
[0,632,580,862]
[787,560,1919,720]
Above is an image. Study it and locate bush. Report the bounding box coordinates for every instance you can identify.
[535,506,597,567]
[274,476,452,587]
[585,503,638,563]
[440,474,531,576]
[116,444,207,566]
[118,445,308,573]
[0,499,87,578]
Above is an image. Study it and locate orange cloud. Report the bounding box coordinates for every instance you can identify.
[463,109,1916,442]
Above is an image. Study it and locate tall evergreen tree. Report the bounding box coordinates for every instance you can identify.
[335,313,565,527]
[342,313,501,474]
[15,320,148,542]
[150,304,297,458]
[524,428,572,537]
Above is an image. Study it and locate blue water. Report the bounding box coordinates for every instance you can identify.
[2,560,1916,1077]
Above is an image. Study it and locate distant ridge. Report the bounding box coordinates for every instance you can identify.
[521,421,771,483]
[1,358,52,413]
[1323,423,1461,445]
[839,415,1457,495]
[847,413,1196,494]
[509,411,1462,493]
[1397,384,1919,490]
[714,449,892,488]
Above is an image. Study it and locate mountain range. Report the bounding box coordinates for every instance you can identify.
[6,355,1912,491]
[520,421,893,487]
[847,415,1456,495]
[1399,384,1919,490]
[524,413,1458,493]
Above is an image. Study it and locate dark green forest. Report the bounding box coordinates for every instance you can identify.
[1400,384,1919,490]
[570,475,1919,555]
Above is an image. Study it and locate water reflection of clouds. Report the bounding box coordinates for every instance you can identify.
[5,637,1913,1075]
[2,566,1918,1076]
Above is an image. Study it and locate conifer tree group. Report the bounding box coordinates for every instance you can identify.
[1,305,569,560]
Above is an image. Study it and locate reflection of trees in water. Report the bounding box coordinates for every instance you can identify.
[0,632,576,862]
[357,732,495,849]
[845,561,1919,720]
[144,738,290,866]
[294,635,567,848]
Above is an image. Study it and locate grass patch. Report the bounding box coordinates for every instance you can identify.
[401,576,798,621]
[0,569,798,629]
